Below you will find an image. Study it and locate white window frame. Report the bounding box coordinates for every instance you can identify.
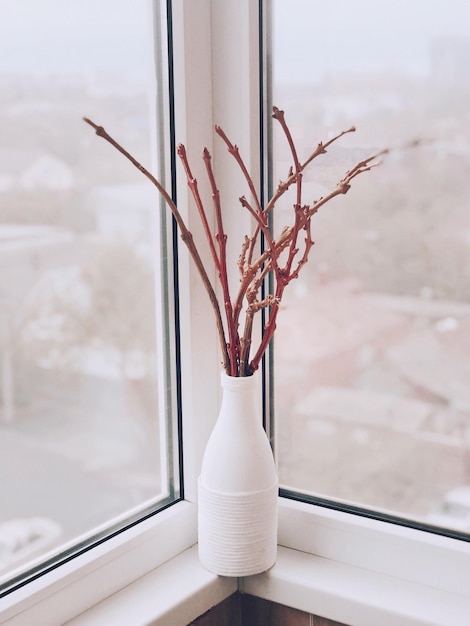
[2,2,470,624]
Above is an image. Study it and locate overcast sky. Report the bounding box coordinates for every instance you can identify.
[0,1,469,82]
[0,0,154,81]
[274,0,470,82]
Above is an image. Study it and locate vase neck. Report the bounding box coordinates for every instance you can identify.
[219,372,259,423]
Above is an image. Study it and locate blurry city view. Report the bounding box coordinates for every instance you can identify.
[0,2,170,582]
[273,2,470,532]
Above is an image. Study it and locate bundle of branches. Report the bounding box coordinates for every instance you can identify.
[84,107,386,377]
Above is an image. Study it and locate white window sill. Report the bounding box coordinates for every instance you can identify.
[0,501,198,626]
[55,543,470,626]
[243,545,470,626]
[65,546,236,626]
[3,499,470,626]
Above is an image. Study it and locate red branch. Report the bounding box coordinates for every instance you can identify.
[177,145,221,275]
[202,148,239,375]
[84,109,391,377]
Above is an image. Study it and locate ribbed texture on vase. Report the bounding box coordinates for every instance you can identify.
[198,478,278,577]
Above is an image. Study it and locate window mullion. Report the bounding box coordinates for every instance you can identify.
[172,0,262,502]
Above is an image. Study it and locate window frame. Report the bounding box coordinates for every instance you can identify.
[0,0,261,619]
[2,1,470,624]
[0,0,181,600]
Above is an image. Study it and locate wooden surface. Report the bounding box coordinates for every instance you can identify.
[189,592,347,625]
[189,593,240,626]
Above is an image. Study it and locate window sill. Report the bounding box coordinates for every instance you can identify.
[65,546,237,626]
[0,501,198,626]
[3,499,470,626]
[50,543,470,626]
[242,545,470,626]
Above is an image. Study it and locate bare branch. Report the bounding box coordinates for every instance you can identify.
[84,106,395,377]
[202,147,239,375]
[83,118,230,373]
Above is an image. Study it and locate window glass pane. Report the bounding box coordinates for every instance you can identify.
[272,0,470,535]
[0,0,178,590]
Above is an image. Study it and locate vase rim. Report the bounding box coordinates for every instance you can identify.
[220,371,257,388]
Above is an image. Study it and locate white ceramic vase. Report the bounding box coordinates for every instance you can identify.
[198,372,278,577]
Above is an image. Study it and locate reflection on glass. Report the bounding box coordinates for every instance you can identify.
[0,0,173,585]
[273,0,470,533]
